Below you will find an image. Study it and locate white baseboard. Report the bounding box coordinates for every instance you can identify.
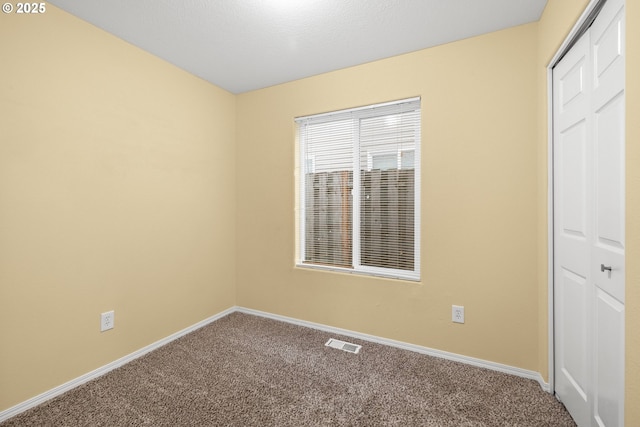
[1,305,549,423]
[0,306,236,423]
[235,307,550,392]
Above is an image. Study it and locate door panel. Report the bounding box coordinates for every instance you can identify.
[592,6,624,97]
[558,268,588,400]
[595,94,624,249]
[561,120,588,238]
[561,60,586,109]
[594,20,621,80]
[593,289,624,427]
[554,31,591,427]
[591,2,626,426]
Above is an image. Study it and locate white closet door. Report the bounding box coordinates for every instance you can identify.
[554,28,592,427]
[553,0,625,425]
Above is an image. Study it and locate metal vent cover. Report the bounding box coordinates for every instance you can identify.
[325,338,362,354]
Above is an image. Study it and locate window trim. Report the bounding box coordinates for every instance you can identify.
[295,97,421,282]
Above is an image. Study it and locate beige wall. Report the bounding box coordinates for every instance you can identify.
[625,0,640,423]
[236,24,540,370]
[0,6,237,411]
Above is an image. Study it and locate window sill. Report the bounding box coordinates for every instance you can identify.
[295,262,420,283]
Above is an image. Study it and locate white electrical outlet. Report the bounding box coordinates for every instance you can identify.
[452,305,465,324]
[101,310,115,332]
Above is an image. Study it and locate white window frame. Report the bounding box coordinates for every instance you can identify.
[296,97,421,281]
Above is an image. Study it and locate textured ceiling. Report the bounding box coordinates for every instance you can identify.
[48,0,548,94]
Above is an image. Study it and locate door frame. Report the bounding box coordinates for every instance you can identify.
[547,0,609,395]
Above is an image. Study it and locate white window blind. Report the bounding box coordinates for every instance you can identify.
[296,97,420,281]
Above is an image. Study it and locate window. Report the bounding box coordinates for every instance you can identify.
[296,98,420,281]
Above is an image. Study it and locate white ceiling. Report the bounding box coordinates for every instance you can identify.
[48,0,548,94]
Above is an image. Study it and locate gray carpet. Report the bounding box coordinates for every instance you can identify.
[2,312,576,426]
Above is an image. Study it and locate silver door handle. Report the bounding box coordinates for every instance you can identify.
[601,264,612,272]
